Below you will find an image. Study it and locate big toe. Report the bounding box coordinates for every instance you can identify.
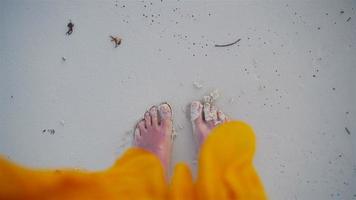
[158,103,173,128]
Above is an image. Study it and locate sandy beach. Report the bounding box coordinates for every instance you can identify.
[0,0,355,199]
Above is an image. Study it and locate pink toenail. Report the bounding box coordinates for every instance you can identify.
[159,104,172,119]
[150,106,157,112]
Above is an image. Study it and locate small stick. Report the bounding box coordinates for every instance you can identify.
[346,17,351,22]
[214,38,241,47]
[345,127,350,135]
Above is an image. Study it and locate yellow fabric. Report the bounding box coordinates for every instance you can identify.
[0,121,267,200]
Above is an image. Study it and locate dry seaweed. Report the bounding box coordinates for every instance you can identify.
[110,36,122,48]
[66,20,74,35]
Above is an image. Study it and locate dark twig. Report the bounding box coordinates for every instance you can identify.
[345,127,350,135]
[214,38,241,47]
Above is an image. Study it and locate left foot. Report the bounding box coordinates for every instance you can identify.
[191,101,229,147]
[133,103,173,172]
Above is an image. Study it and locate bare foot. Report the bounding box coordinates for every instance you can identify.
[133,103,173,172]
[190,101,229,147]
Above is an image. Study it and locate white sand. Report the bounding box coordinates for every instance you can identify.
[0,0,355,199]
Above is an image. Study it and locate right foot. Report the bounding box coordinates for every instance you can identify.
[190,101,229,147]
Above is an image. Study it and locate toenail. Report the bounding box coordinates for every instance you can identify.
[191,102,202,121]
[159,104,170,112]
[159,104,172,119]
[150,106,157,113]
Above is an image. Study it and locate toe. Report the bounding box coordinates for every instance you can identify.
[191,101,203,124]
[210,105,218,120]
[144,111,151,128]
[158,103,173,127]
[133,128,141,145]
[217,110,227,122]
[134,120,146,146]
[138,120,147,132]
[149,106,159,127]
[226,116,231,122]
[203,102,211,122]
[204,103,218,126]
[207,105,218,127]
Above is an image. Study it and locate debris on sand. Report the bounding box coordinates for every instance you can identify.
[174,124,184,132]
[215,38,241,47]
[117,130,132,149]
[66,20,74,35]
[193,81,203,89]
[181,105,187,113]
[345,127,350,135]
[61,57,66,62]
[42,129,55,135]
[172,124,183,140]
[59,120,65,126]
[171,129,178,141]
[203,89,220,103]
[346,17,351,22]
[229,97,235,104]
[176,123,184,131]
[110,36,122,48]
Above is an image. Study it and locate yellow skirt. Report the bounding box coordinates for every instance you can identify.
[0,121,267,200]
